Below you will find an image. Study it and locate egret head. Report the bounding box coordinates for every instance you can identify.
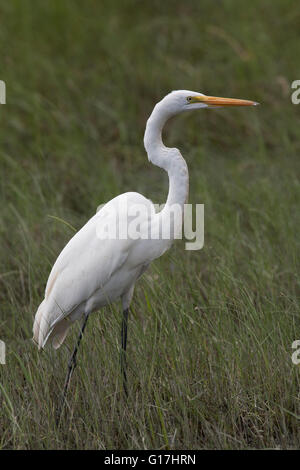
[145,89,259,156]
[157,89,259,117]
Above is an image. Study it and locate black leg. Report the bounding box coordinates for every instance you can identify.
[56,314,89,425]
[120,308,129,396]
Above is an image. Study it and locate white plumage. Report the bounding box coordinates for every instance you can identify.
[33,192,162,348]
[33,90,257,351]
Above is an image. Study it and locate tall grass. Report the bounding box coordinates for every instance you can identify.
[0,0,299,449]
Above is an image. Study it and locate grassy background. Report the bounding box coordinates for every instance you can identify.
[0,0,299,449]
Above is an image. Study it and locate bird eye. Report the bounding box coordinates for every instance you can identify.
[187,97,192,102]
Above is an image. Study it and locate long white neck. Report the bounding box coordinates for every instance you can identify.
[144,102,189,211]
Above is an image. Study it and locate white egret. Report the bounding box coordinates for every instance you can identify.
[32,90,258,412]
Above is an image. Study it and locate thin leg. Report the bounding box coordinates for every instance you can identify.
[56,314,89,425]
[120,308,129,396]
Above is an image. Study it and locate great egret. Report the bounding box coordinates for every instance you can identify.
[32,90,258,413]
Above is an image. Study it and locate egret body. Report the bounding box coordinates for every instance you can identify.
[32,90,257,408]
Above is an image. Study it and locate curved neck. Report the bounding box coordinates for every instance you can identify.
[144,102,189,210]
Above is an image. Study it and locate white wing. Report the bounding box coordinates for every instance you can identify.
[33,192,157,349]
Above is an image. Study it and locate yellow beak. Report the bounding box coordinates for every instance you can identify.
[192,95,259,106]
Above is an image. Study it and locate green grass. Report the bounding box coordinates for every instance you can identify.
[0,0,300,449]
